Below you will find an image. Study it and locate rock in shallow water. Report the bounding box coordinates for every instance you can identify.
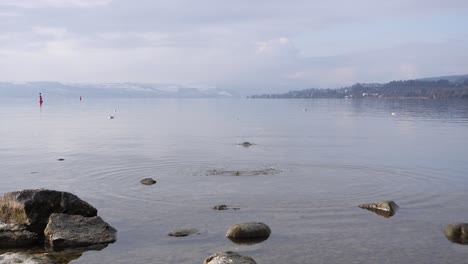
[238,142,254,147]
[212,204,240,211]
[207,168,279,177]
[445,223,468,244]
[0,223,38,248]
[358,201,399,218]
[140,178,157,185]
[44,213,117,249]
[204,251,256,264]
[213,204,228,210]
[0,189,97,234]
[168,228,199,237]
[226,222,271,244]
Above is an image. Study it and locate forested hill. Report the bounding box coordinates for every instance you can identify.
[250,76,468,99]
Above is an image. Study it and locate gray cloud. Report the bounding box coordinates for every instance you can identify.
[1,0,467,93]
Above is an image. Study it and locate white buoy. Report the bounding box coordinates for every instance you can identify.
[391,112,396,116]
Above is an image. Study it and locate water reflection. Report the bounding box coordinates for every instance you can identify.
[348,99,468,121]
[227,236,270,245]
[0,244,109,264]
[359,207,396,218]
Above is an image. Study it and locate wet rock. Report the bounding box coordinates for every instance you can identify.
[0,223,38,248]
[238,142,254,147]
[57,159,65,161]
[0,189,97,234]
[168,228,199,237]
[358,201,399,218]
[212,205,228,210]
[212,205,240,211]
[204,251,256,264]
[444,223,468,244]
[226,222,271,244]
[140,178,157,185]
[44,213,117,249]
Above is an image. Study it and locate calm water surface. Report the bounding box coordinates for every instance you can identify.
[1,98,468,263]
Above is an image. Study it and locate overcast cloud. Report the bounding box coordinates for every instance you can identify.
[1,0,467,93]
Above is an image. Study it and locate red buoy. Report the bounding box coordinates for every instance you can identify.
[39,93,43,104]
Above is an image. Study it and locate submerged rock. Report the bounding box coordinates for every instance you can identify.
[168,228,199,237]
[0,189,97,234]
[140,178,157,185]
[212,205,240,211]
[238,142,254,147]
[226,222,271,244]
[444,223,468,244]
[207,167,279,177]
[204,251,256,264]
[44,213,117,249]
[213,204,228,210]
[358,201,399,218]
[0,223,38,248]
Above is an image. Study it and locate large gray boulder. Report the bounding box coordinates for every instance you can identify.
[358,201,399,218]
[0,189,97,233]
[204,251,256,264]
[444,223,468,244]
[226,222,271,244]
[0,223,38,248]
[44,213,117,249]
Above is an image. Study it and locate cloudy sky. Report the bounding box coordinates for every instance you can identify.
[1,0,467,93]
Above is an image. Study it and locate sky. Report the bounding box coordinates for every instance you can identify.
[0,0,468,94]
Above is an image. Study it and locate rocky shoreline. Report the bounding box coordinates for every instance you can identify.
[0,189,116,263]
[1,187,466,263]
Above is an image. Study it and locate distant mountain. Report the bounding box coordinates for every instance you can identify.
[250,74,468,99]
[0,82,238,98]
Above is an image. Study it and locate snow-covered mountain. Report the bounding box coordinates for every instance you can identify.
[0,82,238,98]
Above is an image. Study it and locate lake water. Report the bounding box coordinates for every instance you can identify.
[1,98,468,263]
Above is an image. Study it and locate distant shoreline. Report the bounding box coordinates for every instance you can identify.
[250,76,468,100]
